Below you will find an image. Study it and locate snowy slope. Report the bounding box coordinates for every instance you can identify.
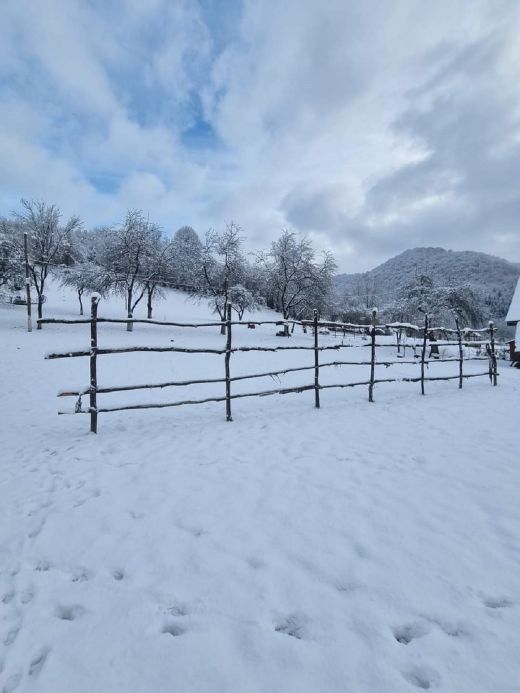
[1,284,519,693]
[336,246,520,322]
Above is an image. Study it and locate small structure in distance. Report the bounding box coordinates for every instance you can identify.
[505,277,520,366]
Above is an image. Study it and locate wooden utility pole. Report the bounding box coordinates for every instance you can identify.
[90,296,99,433]
[368,308,377,402]
[313,309,320,408]
[489,321,497,386]
[420,311,429,395]
[455,317,463,389]
[225,304,233,421]
[23,232,32,332]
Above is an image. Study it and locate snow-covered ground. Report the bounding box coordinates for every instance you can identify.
[1,284,519,693]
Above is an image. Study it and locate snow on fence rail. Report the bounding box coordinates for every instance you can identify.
[38,298,498,433]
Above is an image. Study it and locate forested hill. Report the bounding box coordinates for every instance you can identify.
[336,247,520,321]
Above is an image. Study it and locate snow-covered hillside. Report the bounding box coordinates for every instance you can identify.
[336,247,520,325]
[1,285,519,693]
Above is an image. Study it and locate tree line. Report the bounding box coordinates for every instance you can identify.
[0,200,337,331]
[332,273,485,328]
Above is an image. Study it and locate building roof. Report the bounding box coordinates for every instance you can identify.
[506,277,520,325]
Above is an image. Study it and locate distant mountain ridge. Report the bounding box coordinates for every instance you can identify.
[335,247,520,322]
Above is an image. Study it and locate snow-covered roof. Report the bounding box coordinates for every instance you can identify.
[506,277,520,325]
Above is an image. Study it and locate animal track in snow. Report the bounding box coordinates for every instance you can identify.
[3,626,20,647]
[162,622,186,637]
[2,590,15,605]
[55,604,86,621]
[2,672,22,693]
[335,580,363,594]
[402,666,440,689]
[165,602,188,617]
[27,516,46,538]
[112,569,125,581]
[483,595,513,609]
[71,567,92,583]
[28,647,49,677]
[274,615,306,640]
[393,622,429,644]
[20,587,34,604]
[34,559,51,572]
[247,556,265,570]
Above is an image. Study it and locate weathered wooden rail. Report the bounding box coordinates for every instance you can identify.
[38,298,498,433]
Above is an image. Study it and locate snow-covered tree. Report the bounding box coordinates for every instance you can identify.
[256,230,336,320]
[102,210,158,331]
[386,274,483,327]
[223,285,265,320]
[171,226,202,287]
[0,217,21,290]
[14,199,81,326]
[195,223,246,333]
[60,262,111,315]
[141,229,174,319]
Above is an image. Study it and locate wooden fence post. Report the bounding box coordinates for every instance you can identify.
[420,311,429,395]
[489,320,497,386]
[90,296,99,433]
[368,308,377,403]
[313,309,320,408]
[225,304,233,420]
[455,317,463,389]
[23,232,32,332]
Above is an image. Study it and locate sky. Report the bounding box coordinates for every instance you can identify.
[1,0,519,273]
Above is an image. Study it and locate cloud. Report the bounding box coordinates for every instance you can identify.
[0,0,519,271]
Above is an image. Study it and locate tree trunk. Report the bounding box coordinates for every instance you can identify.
[78,289,84,316]
[127,288,133,331]
[37,294,43,329]
[220,303,226,335]
[147,287,153,319]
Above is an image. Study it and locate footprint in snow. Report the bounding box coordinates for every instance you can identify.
[28,647,49,677]
[2,590,15,605]
[34,559,51,572]
[4,625,20,647]
[402,666,440,690]
[483,595,513,609]
[112,569,125,581]
[335,580,363,594]
[165,602,188,617]
[71,567,92,583]
[393,622,430,644]
[2,672,22,693]
[274,615,306,640]
[55,604,86,621]
[162,622,186,638]
[20,587,35,604]
[27,516,46,539]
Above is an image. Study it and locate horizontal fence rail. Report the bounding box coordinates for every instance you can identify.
[39,298,499,433]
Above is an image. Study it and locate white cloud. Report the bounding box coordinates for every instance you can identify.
[0,0,519,271]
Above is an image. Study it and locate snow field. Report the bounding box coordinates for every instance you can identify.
[1,283,519,692]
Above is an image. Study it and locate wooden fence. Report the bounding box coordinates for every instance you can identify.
[39,298,498,433]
